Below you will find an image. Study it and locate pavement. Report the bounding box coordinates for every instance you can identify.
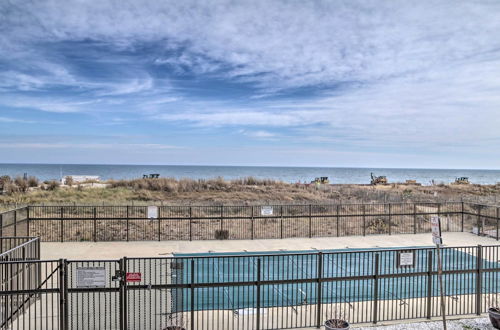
[41,232,499,260]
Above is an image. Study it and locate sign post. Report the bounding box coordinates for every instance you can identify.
[431,216,447,330]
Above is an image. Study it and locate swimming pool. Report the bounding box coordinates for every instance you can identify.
[172,246,499,311]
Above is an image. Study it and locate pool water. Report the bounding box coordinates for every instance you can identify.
[172,247,499,311]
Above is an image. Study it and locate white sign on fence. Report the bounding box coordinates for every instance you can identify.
[431,216,442,245]
[76,267,106,288]
[147,206,158,219]
[399,252,414,267]
[261,206,273,216]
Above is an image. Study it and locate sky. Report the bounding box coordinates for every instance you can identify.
[1,0,500,169]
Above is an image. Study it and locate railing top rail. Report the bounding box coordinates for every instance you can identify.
[0,237,39,258]
[26,201,465,208]
[127,244,487,261]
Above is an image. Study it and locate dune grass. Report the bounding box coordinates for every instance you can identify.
[1,176,499,206]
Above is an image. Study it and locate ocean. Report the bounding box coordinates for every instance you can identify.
[0,163,499,185]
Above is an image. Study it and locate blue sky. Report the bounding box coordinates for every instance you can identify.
[1,1,500,168]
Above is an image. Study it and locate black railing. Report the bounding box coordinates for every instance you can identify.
[1,245,500,329]
[27,202,467,242]
[0,236,41,329]
[0,202,499,242]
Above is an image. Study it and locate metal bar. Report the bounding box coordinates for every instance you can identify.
[126,206,130,242]
[27,206,30,236]
[476,245,482,315]
[14,209,17,237]
[316,252,323,328]
[158,207,161,241]
[220,205,224,232]
[461,201,465,232]
[280,205,283,239]
[309,204,312,238]
[414,203,417,234]
[426,251,433,319]
[497,207,499,241]
[363,204,366,236]
[477,207,481,236]
[63,259,68,330]
[93,207,97,242]
[26,211,465,221]
[190,259,195,330]
[60,207,64,243]
[189,206,193,241]
[388,204,392,235]
[120,257,128,330]
[58,259,66,330]
[373,253,379,324]
[251,206,254,240]
[256,258,261,330]
[336,204,340,237]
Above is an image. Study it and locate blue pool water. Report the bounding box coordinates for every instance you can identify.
[172,247,500,311]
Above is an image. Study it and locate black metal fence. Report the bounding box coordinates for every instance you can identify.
[0,236,41,329]
[0,207,28,238]
[0,202,499,242]
[2,244,500,329]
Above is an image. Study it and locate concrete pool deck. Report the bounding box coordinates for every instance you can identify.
[41,232,498,259]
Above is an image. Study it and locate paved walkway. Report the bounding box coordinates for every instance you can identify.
[355,317,492,329]
[41,232,498,259]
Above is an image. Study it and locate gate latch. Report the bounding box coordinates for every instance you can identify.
[112,270,125,282]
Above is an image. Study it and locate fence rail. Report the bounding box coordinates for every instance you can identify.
[0,202,498,242]
[0,237,41,329]
[1,244,500,329]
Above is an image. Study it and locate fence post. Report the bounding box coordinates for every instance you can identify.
[461,202,465,232]
[14,209,17,237]
[220,205,224,232]
[309,204,312,238]
[0,212,3,237]
[373,254,380,324]
[120,257,128,330]
[388,204,392,235]
[126,206,129,242]
[27,206,30,236]
[251,206,254,240]
[189,206,193,241]
[190,259,195,330]
[58,259,68,330]
[476,245,482,315]
[497,207,499,241]
[336,204,340,237]
[280,205,283,239]
[93,207,97,242]
[256,258,261,330]
[362,204,366,236]
[60,207,64,243]
[426,251,433,319]
[437,203,442,231]
[477,207,481,236]
[414,203,417,234]
[316,252,323,328]
[158,207,161,241]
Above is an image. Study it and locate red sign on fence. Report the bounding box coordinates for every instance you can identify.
[126,272,142,282]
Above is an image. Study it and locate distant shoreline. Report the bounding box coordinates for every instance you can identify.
[0,163,500,185]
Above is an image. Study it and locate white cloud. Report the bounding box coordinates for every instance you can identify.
[239,130,277,139]
[0,117,36,124]
[1,1,500,162]
[0,142,181,149]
